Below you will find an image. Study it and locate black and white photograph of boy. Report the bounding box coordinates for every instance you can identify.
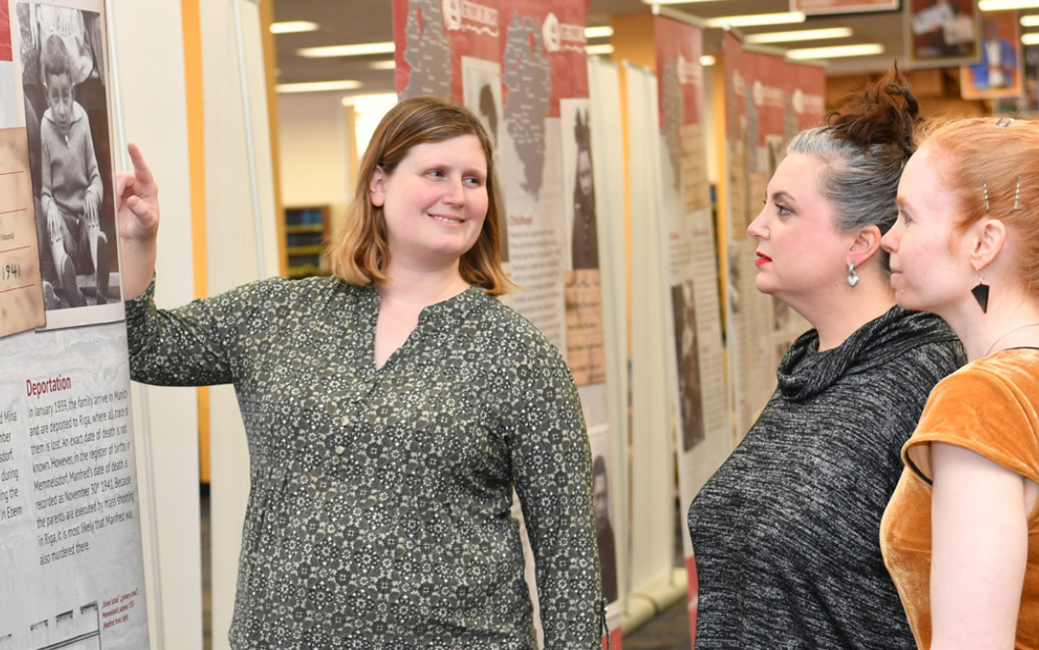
[16,1,120,325]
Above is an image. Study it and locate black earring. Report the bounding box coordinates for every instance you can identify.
[971,278,990,313]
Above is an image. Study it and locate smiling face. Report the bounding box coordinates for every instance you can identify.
[746,152,852,312]
[369,134,489,274]
[881,145,974,317]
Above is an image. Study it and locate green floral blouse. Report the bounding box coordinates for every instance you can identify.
[126,276,604,649]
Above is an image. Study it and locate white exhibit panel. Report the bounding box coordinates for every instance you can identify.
[623,62,680,601]
[108,1,201,649]
[0,0,201,648]
[587,55,628,632]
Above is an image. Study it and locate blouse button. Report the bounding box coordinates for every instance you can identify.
[335,445,345,455]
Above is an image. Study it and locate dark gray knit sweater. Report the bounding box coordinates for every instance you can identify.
[688,306,965,649]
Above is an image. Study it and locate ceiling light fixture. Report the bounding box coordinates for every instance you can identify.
[341,93,399,112]
[368,60,396,71]
[586,44,615,55]
[744,27,853,44]
[704,12,807,28]
[276,80,363,94]
[1023,32,1039,44]
[1021,14,1039,26]
[297,42,395,58]
[585,26,614,39]
[785,43,884,59]
[270,21,319,34]
[980,0,1039,10]
[644,0,740,4]
[700,55,717,66]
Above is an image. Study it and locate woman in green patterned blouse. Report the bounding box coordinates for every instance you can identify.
[115,96,605,649]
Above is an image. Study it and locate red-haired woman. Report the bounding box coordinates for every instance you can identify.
[881,117,1039,649]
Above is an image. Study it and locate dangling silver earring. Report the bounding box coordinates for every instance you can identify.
[846,263,859,287]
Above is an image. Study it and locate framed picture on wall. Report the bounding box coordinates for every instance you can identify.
[960,10,1024,100]
[903,0,981,67]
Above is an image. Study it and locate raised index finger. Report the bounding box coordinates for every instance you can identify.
[126,142,155,187]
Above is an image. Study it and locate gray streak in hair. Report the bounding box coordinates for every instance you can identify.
[787,126,908,274]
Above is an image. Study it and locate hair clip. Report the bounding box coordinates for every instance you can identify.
[983,179,990,212]
[996,117,1015,127]
[1014,176,1022,212]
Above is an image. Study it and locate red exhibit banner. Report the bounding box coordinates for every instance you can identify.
[1,1,11,62]
[786,62,826,132]
[654,15,704,128]
[394,0,501,102]
[499,0,589,118]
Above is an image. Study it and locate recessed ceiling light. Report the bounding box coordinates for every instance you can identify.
[297,42,395,58]
[276,80,363,94]
[704,12,807,28]
[785,43,884,60]
[587,44,615,55]
[980,0,1039,9]
[701,55,717,66]
[1023,32,1039,44]
[270,21,318,34]
[744,27,853,44]
[1021,14,1039,26]
[368,60,396,71]
[585,26,614,39]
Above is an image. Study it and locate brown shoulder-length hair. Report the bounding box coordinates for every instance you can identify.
[328,95,514,295]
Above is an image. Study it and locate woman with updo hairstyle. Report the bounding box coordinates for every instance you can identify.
[687,69,965,649]
[881,117,1039,649]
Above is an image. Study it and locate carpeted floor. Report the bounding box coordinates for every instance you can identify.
[621,598,692,650]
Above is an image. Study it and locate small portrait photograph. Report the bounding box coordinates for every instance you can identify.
[1023,45,1039,114]
[671,280,705,452]
[560,98,599,271]
[13,0,123,329]
[960,11,1023,100]
[904,0,980,67]
[588,431,618,604]
[461,56,509,263]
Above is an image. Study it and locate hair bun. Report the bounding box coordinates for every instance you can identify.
[827,66,921,160]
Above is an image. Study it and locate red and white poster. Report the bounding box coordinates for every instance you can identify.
[394,1,619,647]
[652,16,727,649]
[723,35,823,444]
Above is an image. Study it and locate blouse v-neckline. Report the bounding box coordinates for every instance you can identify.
[365,283,479,372]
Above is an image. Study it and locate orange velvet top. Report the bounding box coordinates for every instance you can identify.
[880,349,1039,649]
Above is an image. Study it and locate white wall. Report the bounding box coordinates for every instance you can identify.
[277,92,351,233]
[109,2,202,649]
